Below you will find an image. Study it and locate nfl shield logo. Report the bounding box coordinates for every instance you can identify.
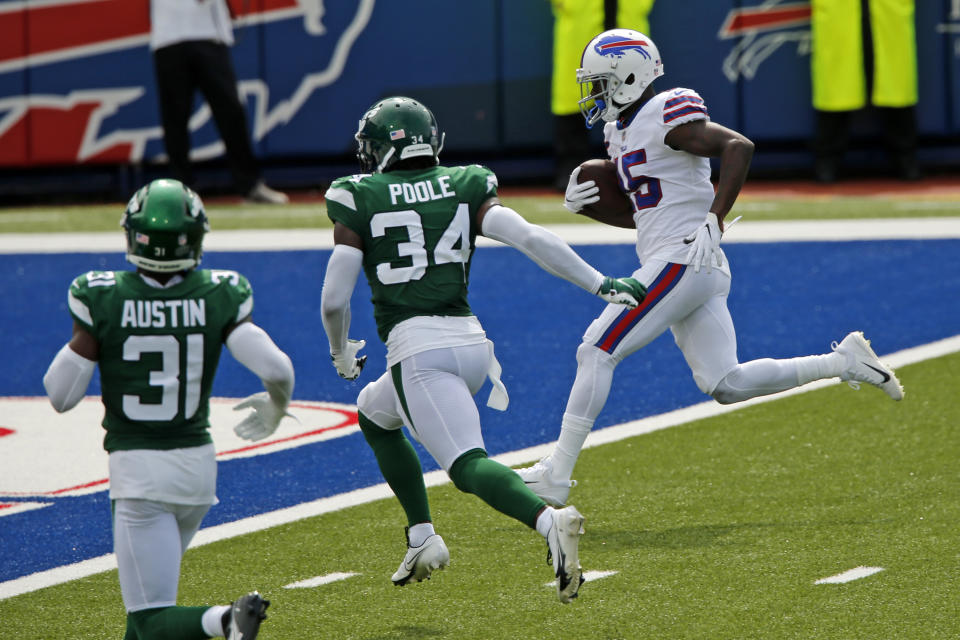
[390,129,405,140]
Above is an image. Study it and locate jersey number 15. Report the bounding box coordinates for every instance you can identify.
[619,149,663,211]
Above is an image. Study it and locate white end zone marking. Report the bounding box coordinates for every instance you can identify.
[0,501,52,516]
[815,566,884,584]
[2,334,958,600]
[0,398,357,497]
[0,554,118,601]
[545,570,618,587]
[283,572,359,589]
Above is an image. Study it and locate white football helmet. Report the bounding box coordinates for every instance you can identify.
[577,29,664,128]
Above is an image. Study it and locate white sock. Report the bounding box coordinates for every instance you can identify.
[794,352,845,385]
[712,353,845,404]
[408,522,436,547]
[201,605,230,638]
[535,507,555,538]
[552,413,594,480]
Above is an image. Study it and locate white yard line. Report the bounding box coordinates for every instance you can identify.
[283,572,359,589]
[1,334,957,601]
[545,570,618,588]
[815,566,884,584]
[2,218,960,254]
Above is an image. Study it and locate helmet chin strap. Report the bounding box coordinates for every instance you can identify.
[600,99,626,123]
[376,147,395,173]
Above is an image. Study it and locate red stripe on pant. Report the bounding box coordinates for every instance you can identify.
[596,263,685,353]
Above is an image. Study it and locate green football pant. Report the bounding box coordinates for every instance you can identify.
[449,449,546,530]
[358,411,432,526]
[124,606,209,640]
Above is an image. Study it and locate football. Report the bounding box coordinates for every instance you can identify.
[576,159,635,228]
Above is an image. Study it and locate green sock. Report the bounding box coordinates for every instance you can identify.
[127,606,210,640]
[449,449,546,528]
[358,411,432,526]
[123,615,138,640]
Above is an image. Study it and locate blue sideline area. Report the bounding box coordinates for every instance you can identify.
[1,239,957,581]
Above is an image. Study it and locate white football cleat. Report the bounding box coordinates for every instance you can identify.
[546,505,585,603]
[245,180,289,205]
[391,530,450,586]
[515,457,576,507]
[833,331,904,401]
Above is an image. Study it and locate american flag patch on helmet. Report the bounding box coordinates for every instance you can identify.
[390,129,405,140]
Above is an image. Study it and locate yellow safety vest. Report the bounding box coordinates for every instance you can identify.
[811,0,917,111]
[551,0,656,116]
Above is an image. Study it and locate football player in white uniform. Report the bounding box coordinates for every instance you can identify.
[517,29,905,507]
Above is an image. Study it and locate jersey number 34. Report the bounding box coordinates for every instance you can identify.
[370,203,471,285]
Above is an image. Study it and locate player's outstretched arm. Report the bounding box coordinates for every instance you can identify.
[226,321,295,441]
[321,223,367,380]
[43,322,98,412]
[477,200,644,308]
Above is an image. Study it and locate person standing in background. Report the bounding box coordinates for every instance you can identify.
[550,0,656,191]
[150,0,290,203]
[811,0,921,182]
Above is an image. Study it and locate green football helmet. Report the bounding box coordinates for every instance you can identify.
[355,96,444,173]
[121,179,209,273]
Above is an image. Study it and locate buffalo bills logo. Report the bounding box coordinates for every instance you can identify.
[594,35,652,59]
[719,1,812,81]
[0,0,374,167]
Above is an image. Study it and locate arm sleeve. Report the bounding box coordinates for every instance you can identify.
[226,322,295,409]
[480,204,604,294]
[320,244,364,354]
[43,344,96,413]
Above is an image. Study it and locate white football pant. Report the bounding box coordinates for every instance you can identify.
[581,260,737,394]
[571,259,836,418]
[357,342,491,471]
[114,498,210,612]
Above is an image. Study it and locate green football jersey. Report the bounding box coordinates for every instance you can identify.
[67,268,253,452]
[325,164,498,342]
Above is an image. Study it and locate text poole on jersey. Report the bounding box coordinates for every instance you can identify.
[387,176,456,205]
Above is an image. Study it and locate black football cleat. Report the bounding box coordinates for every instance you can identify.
[222,591,270,639]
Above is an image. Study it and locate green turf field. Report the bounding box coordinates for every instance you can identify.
[1,190,958,233]
[3,189,958,638]
[2,354,957,639]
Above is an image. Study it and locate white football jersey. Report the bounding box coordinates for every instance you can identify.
[603,88,727,272]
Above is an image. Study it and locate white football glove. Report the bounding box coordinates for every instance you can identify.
[563,166,600,213]
[233,392,294,441]
[683,212,724,273]
[331,339,367,380]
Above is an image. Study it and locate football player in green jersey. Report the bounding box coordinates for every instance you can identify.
[42,179,294,639]
[321,96,646,603]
